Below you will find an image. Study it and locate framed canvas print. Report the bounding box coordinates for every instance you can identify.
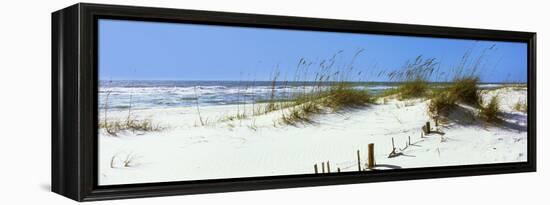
[52,3,536,201]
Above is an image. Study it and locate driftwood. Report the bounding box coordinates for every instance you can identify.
[388,137,401,158]
[389,136,417,158]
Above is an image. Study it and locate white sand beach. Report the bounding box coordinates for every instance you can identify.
[99,86,527,185]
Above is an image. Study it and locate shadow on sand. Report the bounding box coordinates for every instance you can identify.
[372,164,403,170]
[443,104,527,132]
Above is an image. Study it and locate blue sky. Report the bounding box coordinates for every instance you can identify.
[99,19,527,83]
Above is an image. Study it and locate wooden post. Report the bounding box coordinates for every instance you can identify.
[368,143,375,169]
[421,131,424,138]
[314,164,318,174]
[408,136,411,146]
[426,121,430,134]
[392,137,395,150]
[435,118,439,127]
[322,162,325,173]
[327,161,331,173]
[357,150,361,171]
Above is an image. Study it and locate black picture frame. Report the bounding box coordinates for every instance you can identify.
[52,3,536,202]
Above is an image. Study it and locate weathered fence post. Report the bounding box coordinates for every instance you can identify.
[314,164,318,174]
[408,136,411,146]
[368,143,375,169]
[322,162,325,173]
[426,121,431,134]
[357,150,362,171]
[327,161,331,173]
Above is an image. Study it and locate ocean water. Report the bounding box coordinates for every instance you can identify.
[98,80,506,110]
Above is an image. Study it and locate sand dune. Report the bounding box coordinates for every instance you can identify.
[99,87,527,185]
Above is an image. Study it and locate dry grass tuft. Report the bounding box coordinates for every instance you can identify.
[279,83,372,125]
[446,76,481,106]
[513,100,527,113]
[479,95,501,123]
[387,56,438,99]
[100,117,161,136]
[397,79,429,99]
[428,77,481,119]
[428,91,457,117]
[320,83,373,110]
